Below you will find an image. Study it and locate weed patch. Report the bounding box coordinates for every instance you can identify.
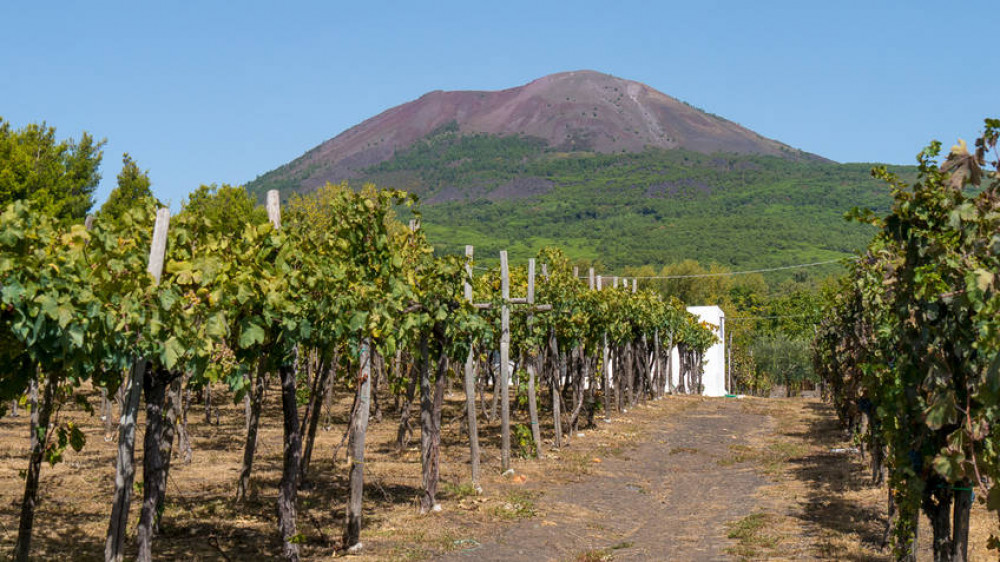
[489,489,539,521]
[725,511,779,560]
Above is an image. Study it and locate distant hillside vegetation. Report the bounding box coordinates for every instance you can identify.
[250,124,912,277]
[245,70,913,279]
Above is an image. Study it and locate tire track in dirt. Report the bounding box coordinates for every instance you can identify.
[438,399,773,561]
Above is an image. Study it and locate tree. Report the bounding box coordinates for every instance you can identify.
[99,153,154,222]
[0,118,104,221]
[752,333,811,397]
[182,183,263,236]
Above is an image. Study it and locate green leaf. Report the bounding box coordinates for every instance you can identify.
[56,304,73,328]
[163,336,184,370]
[67,324,84,348]
[68,422,86,452]
[348,311,366,332]
[37,294,58,319]
[206,313,228,338]
[924,391,957,430]
[932,452,964,481]
[238,321,266,349]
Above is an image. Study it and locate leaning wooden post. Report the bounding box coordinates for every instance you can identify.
[525,259,543,458]
[344,338,371,552]
[106,207,169,562]
[499,251,512,472]
[462,246,482,490]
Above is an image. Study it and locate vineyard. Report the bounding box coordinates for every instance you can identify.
[814,120,1000,561]
[0,179,716,561]
[3,117,1000,561]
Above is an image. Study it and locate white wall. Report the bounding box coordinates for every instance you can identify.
[670,306,726,397]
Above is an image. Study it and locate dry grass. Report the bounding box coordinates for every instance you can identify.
[0,384,696,560]
[2,388,995,560]
[730,398,996,561]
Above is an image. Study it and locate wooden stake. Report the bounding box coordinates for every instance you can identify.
[106,207,169,562]
[344,339,371,551]
[499,251,512,472]
[525,259,542,459]
[266,190,281,230]
[462,246,481,490]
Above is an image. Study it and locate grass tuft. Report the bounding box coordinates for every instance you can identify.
[725,511,779,560]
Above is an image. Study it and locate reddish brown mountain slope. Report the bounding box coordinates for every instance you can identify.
[252,70,820,191]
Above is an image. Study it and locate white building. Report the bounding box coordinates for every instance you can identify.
[670,305,727,397]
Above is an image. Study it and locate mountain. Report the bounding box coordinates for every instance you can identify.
[247,71,911,281]
[248,70,825,196]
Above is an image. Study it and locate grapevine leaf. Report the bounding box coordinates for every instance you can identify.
[206,313,228,338]
[238,321,266,349]
[68,422,86,452]
[163,336,184,370]
[932,452,963,481]
[924,391,957,430]
[67,324,84,348]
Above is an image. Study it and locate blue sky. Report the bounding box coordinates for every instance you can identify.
[2,1,995,208]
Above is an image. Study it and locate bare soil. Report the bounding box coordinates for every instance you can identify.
[0,387,994,561]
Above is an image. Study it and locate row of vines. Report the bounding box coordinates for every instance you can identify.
[0,181,716,561]
[814,120,1000,561]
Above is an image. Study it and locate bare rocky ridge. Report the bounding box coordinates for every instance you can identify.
[251,70,823,193]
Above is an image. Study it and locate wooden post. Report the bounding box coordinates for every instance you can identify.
[462,246,481,490]
[267,189,281,229]
[106,207,169,562]
[653,330,662,398]
[666,332,675,394]
[265,192,305,561]
[602,332,611,421]
[525,260,543,459]
[632,278,637,293]
[551,336,564,450]
[588,268,595,291]
[344,339,371,552]
[499,251,512,472]
[727,330,733,395]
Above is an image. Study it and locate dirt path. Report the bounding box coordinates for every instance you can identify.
[2,390,992,560]
[440,399,773,561]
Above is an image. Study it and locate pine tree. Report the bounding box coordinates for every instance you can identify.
[0,118,104,220]
[99,153,155,222]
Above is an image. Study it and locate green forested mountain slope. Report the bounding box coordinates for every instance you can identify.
[247,128,913,277]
